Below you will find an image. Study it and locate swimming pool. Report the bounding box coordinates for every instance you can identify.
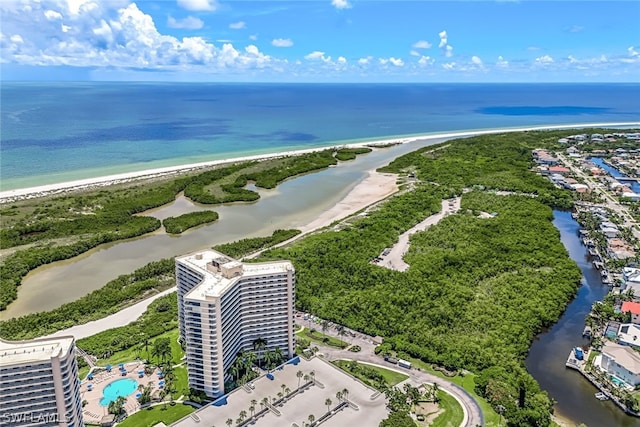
[99,378,138,406]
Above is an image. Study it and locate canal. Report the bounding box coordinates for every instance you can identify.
[590,157,640,193]
[526,210,640,426]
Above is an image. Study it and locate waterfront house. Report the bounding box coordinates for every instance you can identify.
[566,145,579,154]
[599,342,640,387]
[617,323,640,348]
[621,301,640,324]
[548,166,571,175]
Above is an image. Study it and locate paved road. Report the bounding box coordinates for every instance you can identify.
[297,319,484,427]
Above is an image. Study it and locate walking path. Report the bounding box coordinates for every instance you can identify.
[379,197,461,271]
[45,287,177,340]
[296,318,484,427]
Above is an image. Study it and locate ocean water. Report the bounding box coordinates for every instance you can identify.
[2,83,639,191]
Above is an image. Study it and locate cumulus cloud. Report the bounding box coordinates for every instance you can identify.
[535,55,554,63]
[379,57,404,67]
[177,0,218,12]
[629,46,639,57]
[418,55,433,66]
[305,51,331,62]
[496,55,508,68]
[331,0,352,10]
[229,21,246,30]
[471,56,482,65]
[0,1,273,72]
[412,40,432,49]
[272,38,293,47]
[167,15,204,30]
[358,56,372,65]
[445,45,453,58]
[337,56,347,64]
[438,31,448,48]
[442,62,456,70]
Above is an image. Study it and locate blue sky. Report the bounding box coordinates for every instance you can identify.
[1,0,639,82]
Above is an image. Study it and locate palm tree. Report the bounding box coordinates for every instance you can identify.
[285,387,291,396]
[226,419,233,427]
[336,391,342,402]
[303,374,310,384]
[245,351,257,370]
[281,384,287,396]
[229,364,240,382]
[253,337,267,367]
[261,397,269,408]
[321,320,330,338]
[296,370,304,388]
[432,382,440,402]
[342,388,349,401]
[273,347,284,365]
[309,371,315,383]
[308,414,315,424]
[249,403,255,418]
[277,392,283,400]
[325,398,332,412]
[239,410,247,422]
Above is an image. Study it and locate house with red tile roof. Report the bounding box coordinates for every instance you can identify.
[621,301,640,324]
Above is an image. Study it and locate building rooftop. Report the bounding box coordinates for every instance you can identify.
[622,301,640,316]
[617,323,640,347]
[178,249,293,301]
[0,336,74,366]
[603,341,640,374]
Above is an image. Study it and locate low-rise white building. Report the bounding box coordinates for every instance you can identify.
[0,336,84,427]
[600,342,640,387]
[617,323,640,348]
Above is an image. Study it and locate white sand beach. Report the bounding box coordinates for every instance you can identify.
[2,122,637,204]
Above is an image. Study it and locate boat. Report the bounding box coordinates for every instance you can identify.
[595,392,609,401]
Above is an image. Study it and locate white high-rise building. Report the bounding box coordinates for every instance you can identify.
[176,250,295,398]
[0,336,84,427]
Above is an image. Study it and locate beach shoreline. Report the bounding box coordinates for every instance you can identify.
[1,121,637,203]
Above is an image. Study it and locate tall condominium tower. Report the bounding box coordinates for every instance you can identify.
[176,250,295,398]
[0,336,84,427]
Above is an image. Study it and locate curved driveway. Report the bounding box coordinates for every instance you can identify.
[297,320,484,427]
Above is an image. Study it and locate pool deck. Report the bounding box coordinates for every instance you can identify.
[80,362,162,424]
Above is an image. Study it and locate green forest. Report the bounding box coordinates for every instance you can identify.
[163,211,219,234]
[257,132,584,426]
[213,228,301,258]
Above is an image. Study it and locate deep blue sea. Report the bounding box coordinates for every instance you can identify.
[1,83,639,191]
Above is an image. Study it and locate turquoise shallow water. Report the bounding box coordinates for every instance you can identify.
[2,83,639,191]
[99,378,138,406]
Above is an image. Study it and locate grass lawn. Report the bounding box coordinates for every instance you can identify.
[171,365,189,399]
[297,328,348,349]
[588,350,601,364]
[332,360,408,390]
[116,403,194,427]
[405,356,501,427]
[430,390,464,427]
[98,329,183,368]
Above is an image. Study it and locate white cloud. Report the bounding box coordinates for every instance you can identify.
[528,46,541,51]
[358,55,372,65]
[496,55,508,68]
[438,30,447,48]
[471,55,482,66]
[177,0,218,12]
[167,15,204,30]
[629,46,639,57]
[337,56,347,64]
[249,34,258,41]
[379,57,404,67]
[412,40,432,49]
[229,21,246,30]
[331,0,352,10]
[305,51,330,62]
[418,55,433,66]
[442,62,456,70]
[445,45,453,58]
[0,1,274,72]
[272,38,293,48]
[567,55,578,64]
[10,34,24,44]
[535,55,554,63]
[410,50,420,57]
[44,10,62,20]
